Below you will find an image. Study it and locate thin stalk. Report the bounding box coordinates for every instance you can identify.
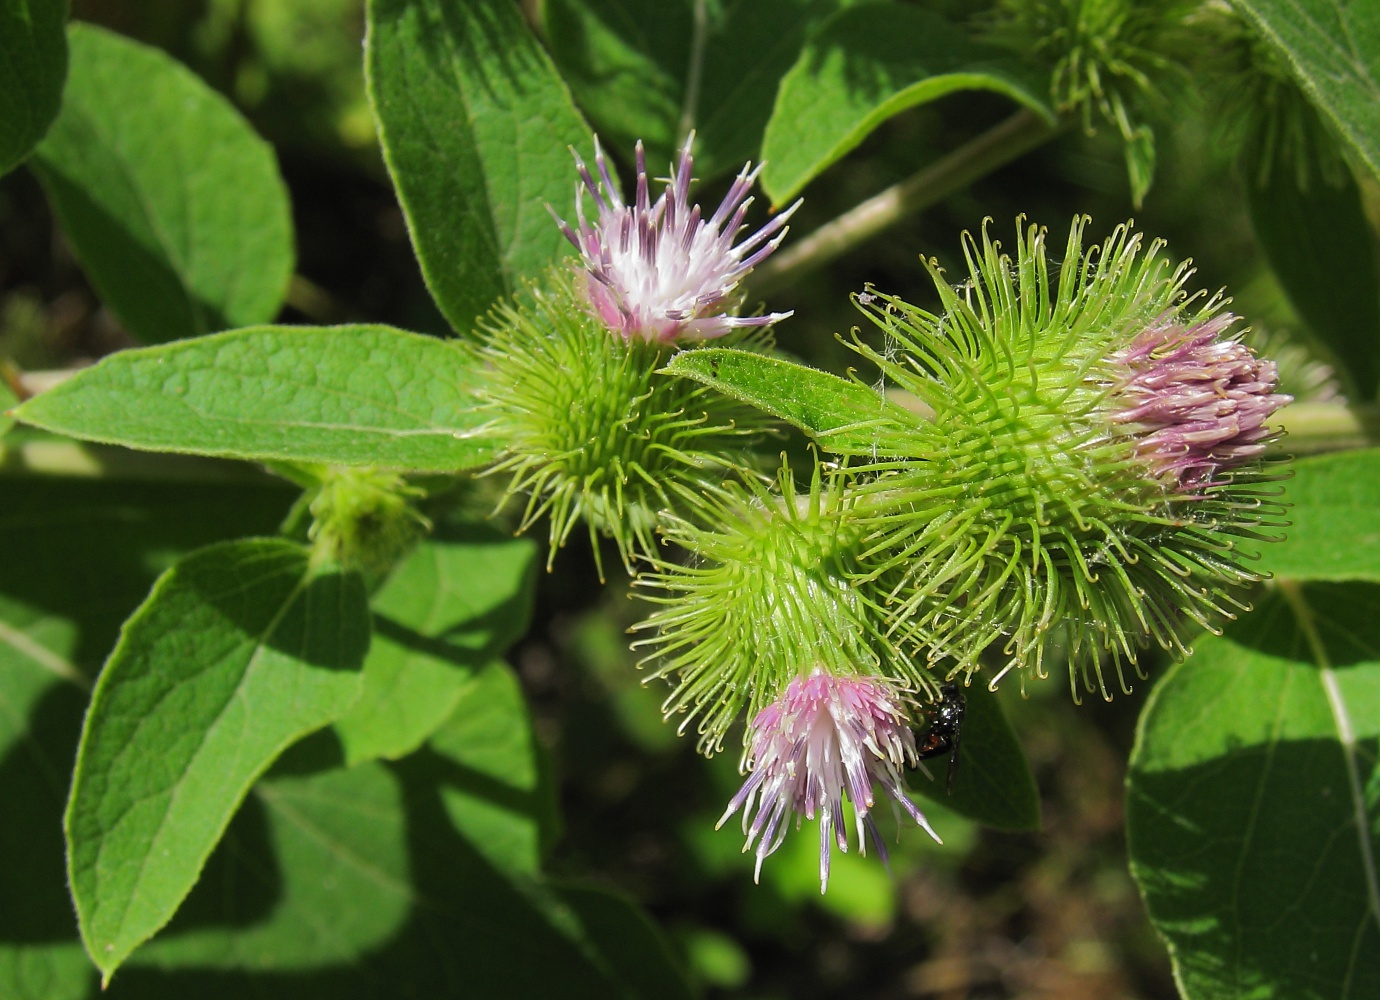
[0,439,284,484]
[677,0,709,146]
[750,108,1063,297]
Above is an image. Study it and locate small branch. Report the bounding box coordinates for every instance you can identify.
[285,274,356,324]
[1273,402,1380,455]
[750,108,1063,297]
[677,0,710,146]
[0,440,283,484]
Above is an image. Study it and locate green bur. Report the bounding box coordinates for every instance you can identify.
[477,271,771,578]
[845,217,1289,698]
[634,464,917,753]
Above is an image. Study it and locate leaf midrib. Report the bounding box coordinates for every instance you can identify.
[98,557,308,959]
[1278,579,1380,945]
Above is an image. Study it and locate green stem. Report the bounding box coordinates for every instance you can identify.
[0,439,283,484]
[749,108,1064,297]
[1273,402,1380,455]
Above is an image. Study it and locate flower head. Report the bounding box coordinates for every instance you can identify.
[1109,316,1290,489]
[476,271,766,578]
[552,134,799,343]
[844,217,1291,698]
[719,669,941,892]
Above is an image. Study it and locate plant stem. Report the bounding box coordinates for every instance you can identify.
[1273,402,1380,455]
[0,439,284,484]
[750,108,1064,297]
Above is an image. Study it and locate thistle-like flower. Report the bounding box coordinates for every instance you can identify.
[1109,316,1288,489]
[720,669,941,892]
[552,134,800,343]
[635,461,931,753]
[845,217,1291,697]
[477,271,768,577]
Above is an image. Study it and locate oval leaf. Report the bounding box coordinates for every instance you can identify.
[662,347,921,455]
[0,0,67,176]
[1127,582,1380,999]
[65,539,369,981]
[366,0,591,334]
[112,748,690,998]
[335,524,538,765]
[1235,0,1380,181]
[0,479,292,999]
[31,23,293,343]
[13,325,499,472]
[761,4,1053,205]
[1244,129,1380,399]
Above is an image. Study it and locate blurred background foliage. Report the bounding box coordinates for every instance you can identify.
[1,0,1361,996]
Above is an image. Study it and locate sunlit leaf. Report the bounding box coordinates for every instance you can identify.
[1127,581,1380,999]
[32,24,293,342]
[14,326,499,472]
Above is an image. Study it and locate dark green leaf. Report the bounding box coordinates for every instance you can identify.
[66,539,369,981]
[100,730,690,997]
[335,524,538,765]
[32,24,293,343]
[761,4,1053,205]
[0,479,290,999]
[1235,0,1380,181]
[662,347,920,454]
[366,0,591,334]
[430,662,556,875]
[543,0,846,181]
[0,0,67,176]
[13,325,499,472]
[0,656,93,1000]
[1244,129,1380,398]
[1258,449,1380,581]
[911,685,1040,832]
[1127,582,1380,999]
[128,753,413,972]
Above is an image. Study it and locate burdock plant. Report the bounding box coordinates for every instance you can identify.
[845,217,1290,697]
[478,136,799,573]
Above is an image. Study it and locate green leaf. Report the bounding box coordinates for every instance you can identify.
[543,0,847,181]
[0,656,92,1000]
[760,3,1053,205]
[0,479,290,999]
[661,346,919,455]
[1235,0,1380,181]
[103,737,689,997]
[0,0,67,176]
[430,662,557,876]
[0,378,18,438]
[13,325,499,472]
[1244,131,1380,398]
[1126,581,1380,999]
[128,751,413,972]
[335,524,538,765]
[31,23,293,343]
[65,539,369,982]
[1258,449,1380,582]
[911,685,1040,832]
[366,0,592,334]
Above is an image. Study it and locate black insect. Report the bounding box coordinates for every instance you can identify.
[915,683,966,795]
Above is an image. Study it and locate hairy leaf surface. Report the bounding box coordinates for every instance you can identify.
[33,24,293,342]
